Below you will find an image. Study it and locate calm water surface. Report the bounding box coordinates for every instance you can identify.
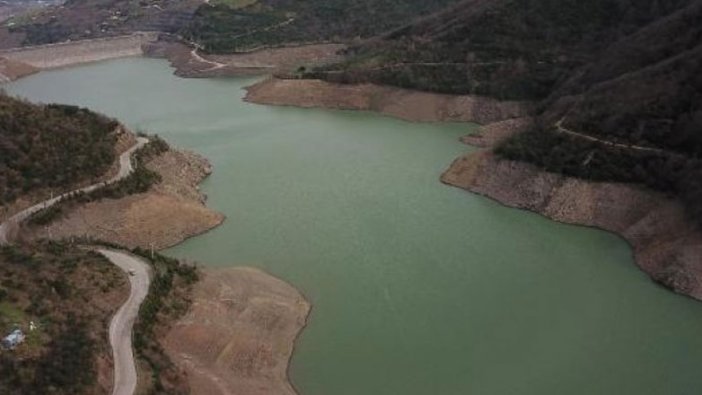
[7,58,702,395]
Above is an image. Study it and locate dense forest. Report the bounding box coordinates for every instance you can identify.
[181,0,463,53]
[0,94,118,205]
[299,0,702,226]
[0,241,126,394]
[310,0,694,100]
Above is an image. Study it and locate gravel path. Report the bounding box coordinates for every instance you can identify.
[98,249,151,395]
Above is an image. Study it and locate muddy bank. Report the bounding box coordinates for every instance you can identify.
[162,267,310,395]
[245,77,531,124]
[0,56,37,81]
[441,123,702,300]
[21,146,224,250]
[145,39,344,78]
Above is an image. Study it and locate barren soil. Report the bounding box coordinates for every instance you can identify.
[0,56,37,81]
[245,78,531,124]
[145,40,345,78]
[22,147,224,250]
[162,267,310,395]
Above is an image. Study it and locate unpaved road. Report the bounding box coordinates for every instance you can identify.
[0,136,148,244]
[0,135,152,395]
[555,117,666,154]
[98,249,151,395]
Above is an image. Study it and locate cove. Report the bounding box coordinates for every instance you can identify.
[6,57,702,395]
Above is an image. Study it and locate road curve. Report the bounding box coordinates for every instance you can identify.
[0,135,152,395]
[98,249,151,395]
[0,136,148,245]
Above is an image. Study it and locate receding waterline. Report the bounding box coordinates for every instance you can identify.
[6,57,702,395]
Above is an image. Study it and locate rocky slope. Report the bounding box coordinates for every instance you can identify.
[442,124,702,300]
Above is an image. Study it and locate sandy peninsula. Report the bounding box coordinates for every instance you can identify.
[20,143,224,250]
[162,267,310,395]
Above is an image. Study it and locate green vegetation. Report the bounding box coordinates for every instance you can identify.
[0,238,197,394]
[131,248,198,394]
[496,127,702,227]
[311,0,693,99]
[0,241,127,395]
[26,136,169,227]
[182,0,462,53]
[0,95,118,205]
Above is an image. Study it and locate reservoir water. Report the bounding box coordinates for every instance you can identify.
[7,57,702,395]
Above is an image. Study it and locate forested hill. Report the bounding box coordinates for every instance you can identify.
[0,94,118,205]
[307,0,702,225]
[182,0,464,53]
[312,0,694,100]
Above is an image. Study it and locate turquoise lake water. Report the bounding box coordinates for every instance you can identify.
[6,57,702,395]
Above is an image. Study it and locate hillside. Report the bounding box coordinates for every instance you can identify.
[0,94,118,205]
[181,0,463,53]
[0,241,128,394]
[310,0,693,99]
[1,0,201,47]
[305,0,702,226]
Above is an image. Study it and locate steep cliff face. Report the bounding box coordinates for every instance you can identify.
[442,148,702,300]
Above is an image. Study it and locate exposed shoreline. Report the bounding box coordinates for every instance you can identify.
[0,32,158,75]
[442,121,702,301]
[162,267,311,395]
[244,77,532,124]
[6,41,701,395]
[144,38,345,79]
[19,142,225,250]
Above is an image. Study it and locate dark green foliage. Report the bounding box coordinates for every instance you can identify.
[129,247,197,394]
[0,95,117,205]
[312,0,694,99]
[32,322,95,393]
[0,322,95,395]
[496,128,702,227]
[26,137,169,227]
[27,205,64,226]
[182,0,463,53]
[0,241,125,395]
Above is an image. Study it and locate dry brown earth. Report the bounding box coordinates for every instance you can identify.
[162,267,310,395]
[0,56,37,81]
[245,78,531,124]
[21,147,224,250]
[145,40,345,78]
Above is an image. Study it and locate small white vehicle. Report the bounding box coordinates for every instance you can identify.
[128,269,136,276]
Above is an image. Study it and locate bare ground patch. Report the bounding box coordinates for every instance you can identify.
[162,267,310,395]
[21,148,224,250]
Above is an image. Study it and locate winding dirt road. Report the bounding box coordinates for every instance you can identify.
[0,135,151,395]
[0,136,148,244]
[98,249,151,395]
